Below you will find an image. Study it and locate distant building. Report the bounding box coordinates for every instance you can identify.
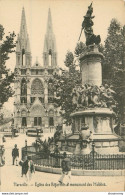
[14,8,62,132]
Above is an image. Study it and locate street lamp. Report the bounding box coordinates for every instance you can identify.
[64,131,67,151]
[25,139,27,156]
[25,139,27,148]
[92,141,95,153]
[92,141,95,170]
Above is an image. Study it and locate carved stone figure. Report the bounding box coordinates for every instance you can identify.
[79,3,101,46]
[72,83,116,110]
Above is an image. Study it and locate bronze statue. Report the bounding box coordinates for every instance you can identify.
[79,2,101,46]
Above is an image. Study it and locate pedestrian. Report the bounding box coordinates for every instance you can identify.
[12,144,19,166]
[27,156,35,182]
[21,156,29,179]
[58,152,71,184]
[2,135,6,143]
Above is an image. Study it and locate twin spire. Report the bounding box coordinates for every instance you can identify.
[16,7,57,67]
[47,8,53,34]
[20,7,27,41]
[16,7,30,53]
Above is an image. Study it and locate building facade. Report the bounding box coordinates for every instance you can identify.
[14,8,62,131]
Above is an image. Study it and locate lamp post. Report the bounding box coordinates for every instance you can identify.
[64,131,67,151]
[25,139,27,147]
[92,141,95,170]
[25,139,27,156]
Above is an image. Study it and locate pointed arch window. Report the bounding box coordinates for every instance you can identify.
[17,55,20,65]
[48,79,54,103]
[21,78,27,103]
[21,78,27,96]
[22,49,25,66]
[31,78,44,95]
[45,53,47,66]
[49,49,52,66]
[48,79,54,96]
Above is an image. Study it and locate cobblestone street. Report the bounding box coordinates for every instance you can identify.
[0,133,125,192]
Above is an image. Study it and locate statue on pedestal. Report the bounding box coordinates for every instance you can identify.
[79,124,93,154]
[74,124,93,154]
[79,2,101,46]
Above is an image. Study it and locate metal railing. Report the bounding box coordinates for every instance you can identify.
[22,146,125,170]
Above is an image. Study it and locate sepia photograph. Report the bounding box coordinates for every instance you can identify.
[0,0,125,192]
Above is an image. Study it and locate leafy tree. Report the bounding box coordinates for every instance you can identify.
[53,42,85,125]
[0,25,16,109]
[102,19,124,82]
[74,41,86,57]
[112,26,125,124]
[102,19,125,124]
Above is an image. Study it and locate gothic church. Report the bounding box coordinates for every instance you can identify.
[14,8,62,132]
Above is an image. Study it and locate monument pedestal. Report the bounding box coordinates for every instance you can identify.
[66,45,121,155]
[79,44,103,86]
[70,108,120,154]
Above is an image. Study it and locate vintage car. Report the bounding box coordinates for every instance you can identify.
[26,127,43,137]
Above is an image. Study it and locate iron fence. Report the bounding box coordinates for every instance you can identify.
[22,147,125,170]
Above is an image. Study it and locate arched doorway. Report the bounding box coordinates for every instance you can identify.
[21,110,27,127]
[31,104,45,127]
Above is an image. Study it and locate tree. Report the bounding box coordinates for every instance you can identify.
[102,19,124,82]
[102,19,125,124]
[112,26,125,124]
[0,25,16,109]
[53,42,85,125]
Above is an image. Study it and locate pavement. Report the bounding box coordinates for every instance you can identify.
[0,133,125,192]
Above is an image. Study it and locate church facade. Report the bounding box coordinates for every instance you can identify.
[14,8,62,131]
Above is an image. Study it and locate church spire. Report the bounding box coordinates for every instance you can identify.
[43,8,57,67]
[16,7,31,67]
[20,7,27,42]
[46,8,53,34]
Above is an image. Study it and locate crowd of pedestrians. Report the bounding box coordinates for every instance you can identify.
[11,142,71,185]
[12,144,35,183]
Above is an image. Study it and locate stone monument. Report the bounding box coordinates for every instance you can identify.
[65,3,121,154]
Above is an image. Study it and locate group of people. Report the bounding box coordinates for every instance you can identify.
[12,144,35,182]
[12,144,71,184]
[21,155,35,182]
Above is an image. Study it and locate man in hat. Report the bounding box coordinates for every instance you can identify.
[58,152,71,184]
[27,156,35,182]
[12,144,19,166]
[21,155,29,177]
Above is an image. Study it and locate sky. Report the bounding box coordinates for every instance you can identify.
[0,0,125,111]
